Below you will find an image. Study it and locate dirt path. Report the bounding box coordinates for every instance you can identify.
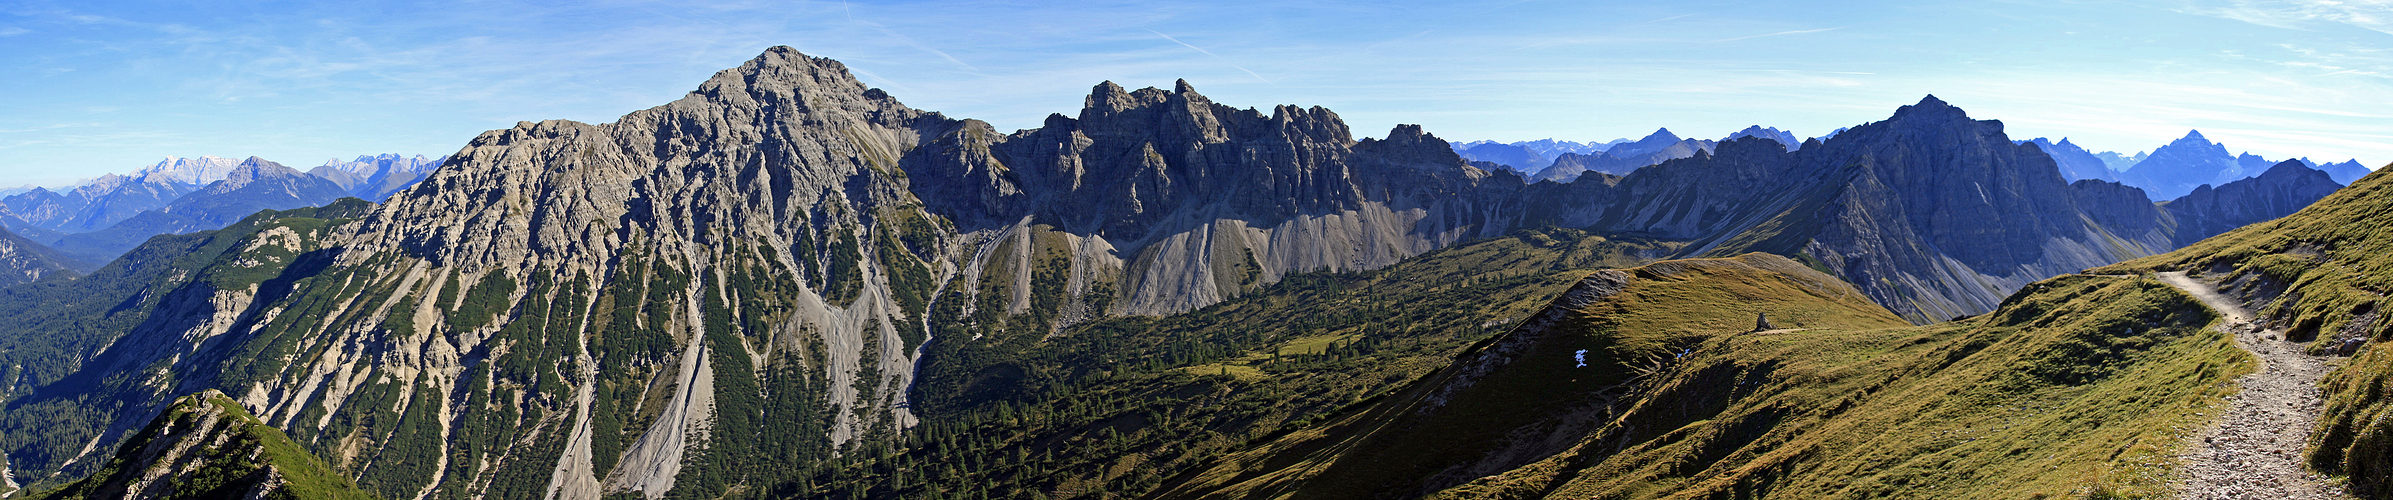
[2156,272,2345,500]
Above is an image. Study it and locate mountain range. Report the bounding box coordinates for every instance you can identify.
[0,154,439,268]
[1467,127,2370,205]
[1453,126,1800,178]
[307,154,446,201]
[0,46,2377,499]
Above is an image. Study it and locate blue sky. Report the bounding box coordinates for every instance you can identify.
[1,0,2388,186]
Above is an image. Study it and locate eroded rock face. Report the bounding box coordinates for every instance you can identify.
[1,47,1527,500]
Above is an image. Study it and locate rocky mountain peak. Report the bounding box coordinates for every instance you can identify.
[686,45,891,115]
[1889,94,1966,122]
[1725,125,1801,150]
[1643,127,1680,143]
[2176,129,2209,144]
[1359,124,1465,167]
[1716,134,1791,156]
[2257,158,2318,178]
[1087,80,1135,113]
[133,155,242,186]
[223,157,296,183]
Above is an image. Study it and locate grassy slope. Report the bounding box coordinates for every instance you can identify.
[2100,164,2393,497]
[1159,260,2245,499]
[1511,275,2239,498]
[1154,253,1912,499]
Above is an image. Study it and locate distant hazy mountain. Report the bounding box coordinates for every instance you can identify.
[1,154,437,265]
[1451,139,1612,172]
[2028,137,2120,182]
[135,155,243,185]
[1530,128,1715,182]
[2307,158,2372,185]
[1723,125,1800,151]
[306,153,446,200]
[0,170,195,234]
[2096,150,2145,172]
[1451,141,1550,172]
[48,157,351,263]
[1516,138,1611,157]
[2119,130,2265,200]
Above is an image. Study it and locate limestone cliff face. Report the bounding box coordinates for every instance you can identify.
[0,47,1522,500]
[904,79,1513,320]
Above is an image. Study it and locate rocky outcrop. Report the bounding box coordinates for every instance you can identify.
[0,225,75,287]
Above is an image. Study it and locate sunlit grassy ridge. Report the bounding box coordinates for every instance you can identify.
[31,391,374,500]
[1151,253,1912,499]
[792,227,1676,497]
[1511,275,2239,498]
[2101,164,2393,496]
[1157,259,2244,499]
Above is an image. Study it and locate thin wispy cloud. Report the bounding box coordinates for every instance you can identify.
[2185,0,2393,35]
[1145,29,1272,84]
[1713,27,1843,42]
[1636,13,1698,25]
